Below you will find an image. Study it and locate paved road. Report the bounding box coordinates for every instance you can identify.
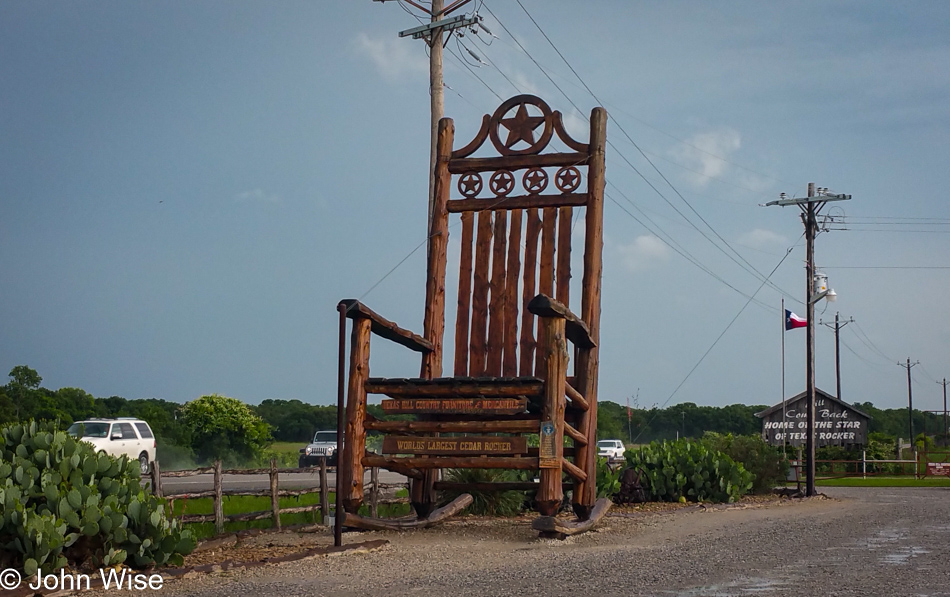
[160,469,408,495]
[158,487,950,597]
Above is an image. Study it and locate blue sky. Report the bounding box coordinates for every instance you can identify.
[2,1,949,416]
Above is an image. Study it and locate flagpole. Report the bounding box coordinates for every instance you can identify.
[782,298,787,455]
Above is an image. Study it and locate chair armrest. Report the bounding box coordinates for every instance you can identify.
[527,294,596,349]
[338,299,434,353]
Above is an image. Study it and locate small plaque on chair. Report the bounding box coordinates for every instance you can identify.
[382,436,528,455]
[538,420,558,468]
[380,397,527,415]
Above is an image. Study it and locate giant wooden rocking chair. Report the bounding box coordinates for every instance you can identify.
[337,95,609,535]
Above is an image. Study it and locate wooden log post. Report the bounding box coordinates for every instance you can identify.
[150,459,162,498]
[572,106,607,520]
[537,316,568,517]
[213,460,224,536]
[341,316,371,514]
[413,116,454,519]
[269,458,281,530]
[370,467,379,518]
[319,458,329,526]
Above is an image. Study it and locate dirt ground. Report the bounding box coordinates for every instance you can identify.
[99,487,950,596]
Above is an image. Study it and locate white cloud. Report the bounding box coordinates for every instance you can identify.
[234,189,280,203]
[737,228,787,249]
[669,128,741,187]
[354,32,428,81]
[561,110,588,142]
[616,235,671,273]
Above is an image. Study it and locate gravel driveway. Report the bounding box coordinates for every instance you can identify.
[157,487,950,597]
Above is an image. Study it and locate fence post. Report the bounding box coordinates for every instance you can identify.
[270,458,281,530]
[151,460,163,498]
[370,467,379,518]
[214,460,224,536]
[862,450,866,479]
[319,458,329,526]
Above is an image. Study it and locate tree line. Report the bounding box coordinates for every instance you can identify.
[2,365,944,462]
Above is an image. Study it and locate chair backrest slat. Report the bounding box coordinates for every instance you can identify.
[535,206,558,376]
[453,211,476,376]
[538,207,557,298]
[519,208,541,376]
[469,211,493,376]
[485,211,509,376]
[556,206,573,306]
[503,209,523,377]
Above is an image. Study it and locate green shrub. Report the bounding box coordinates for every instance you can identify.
[625,438,753,503]
[155,439,196,471]
[0,420,195,576]
[596,457,622,498]
[439,469,525,516]
[179,394,272,466]
[700,432,788,494]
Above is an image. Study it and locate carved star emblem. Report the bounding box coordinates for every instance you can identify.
[499,103,545,149]
[459,173,482,197]
[556,167,580,192]
[524,168,548,193]
[490,170,515,195]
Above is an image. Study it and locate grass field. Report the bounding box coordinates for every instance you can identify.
[269,441,303,455]
[813,476,950,488]
[167,488,411,540]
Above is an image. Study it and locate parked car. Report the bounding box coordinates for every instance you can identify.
[597,439,626,461]
[299,430,342,467]
[66,418,156,475]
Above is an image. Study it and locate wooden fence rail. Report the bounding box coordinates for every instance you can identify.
[149,459,408,535]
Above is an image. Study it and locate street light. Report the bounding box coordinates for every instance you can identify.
[812,272,836,304]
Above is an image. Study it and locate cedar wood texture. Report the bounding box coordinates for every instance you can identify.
[336,95,606,526]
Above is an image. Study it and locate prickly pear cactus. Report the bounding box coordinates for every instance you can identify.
[0,420,195,576]
[624,438,754,503]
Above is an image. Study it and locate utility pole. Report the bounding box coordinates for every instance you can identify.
[375,0,476,237]
[426,0,445,233]
[939,379,949,444]
[765,183,850,497]
[898,358,919,447]
[820,312,853,400]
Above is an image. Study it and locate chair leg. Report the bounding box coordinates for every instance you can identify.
[341,317,371,514]
[537,317,568,517]
[410,469,437,518]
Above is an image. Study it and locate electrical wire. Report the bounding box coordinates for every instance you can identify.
[485,1,802,305]
[445,42,504,102]
[840,337,892,369]
[850,322,894,363]
[823,266,950,270]
[606,189,784,313]
[632,239,798,443]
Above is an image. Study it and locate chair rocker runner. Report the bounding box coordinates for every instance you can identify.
[337,95,610,535]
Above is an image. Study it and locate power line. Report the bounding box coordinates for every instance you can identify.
[490,1,801,306]
[633,243,797,443]
[850,322,894,363]
[823,266,950,270]
[840,337,891,369]
[606,191,788,313]
[448,4,802,308]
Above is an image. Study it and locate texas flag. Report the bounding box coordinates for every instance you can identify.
[785,309,807,330]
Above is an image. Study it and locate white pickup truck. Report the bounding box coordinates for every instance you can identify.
[597,439,626,461]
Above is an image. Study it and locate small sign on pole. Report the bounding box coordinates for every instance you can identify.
[539,420,557,468]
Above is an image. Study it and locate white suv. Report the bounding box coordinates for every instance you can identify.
[67,418,157,475]
[597,439,626,461]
